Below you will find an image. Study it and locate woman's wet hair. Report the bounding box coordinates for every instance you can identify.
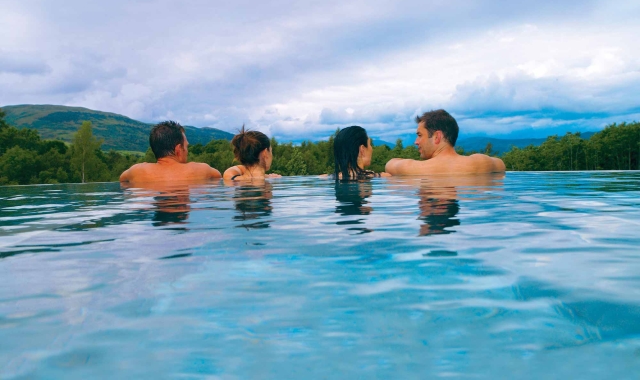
[149,121,185,159]
[333,125,370,180]
[230,126,271,167]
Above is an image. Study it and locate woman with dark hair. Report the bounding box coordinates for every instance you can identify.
[333,126,390,180]
[223,126,281,181]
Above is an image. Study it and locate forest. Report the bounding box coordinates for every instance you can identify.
[0,107,638,185]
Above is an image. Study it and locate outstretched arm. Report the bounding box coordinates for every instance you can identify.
[385,158,425,175]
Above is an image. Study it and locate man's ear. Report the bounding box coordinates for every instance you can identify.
[434,131,443,145]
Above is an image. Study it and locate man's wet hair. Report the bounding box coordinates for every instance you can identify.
[149,121,186,159]
[415,109,459,146]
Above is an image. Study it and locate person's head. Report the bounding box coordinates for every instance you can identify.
[414,109,459,159]
[149,121,188,162]
[333,126,373,180]
[231,126,272,170]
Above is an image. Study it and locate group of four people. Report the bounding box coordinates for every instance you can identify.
[119,109,505,184]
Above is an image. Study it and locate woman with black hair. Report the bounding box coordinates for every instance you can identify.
[333,126,390,180]
[223,126,281,181]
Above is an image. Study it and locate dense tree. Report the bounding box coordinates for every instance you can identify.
[70,121,105,183]
[284,149,308,176]
[142,147,156,163]
[0,109,10,131]
[0,115,638,186]
[0,147,38,185]
[503,122,640,171]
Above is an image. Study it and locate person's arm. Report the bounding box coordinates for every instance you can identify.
[491,157,506,172]
[209,167,222,179]
[223,165,244,180]
[385,158,428,175]
[119,166,134,182]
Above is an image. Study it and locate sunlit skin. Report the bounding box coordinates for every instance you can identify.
[385,122,505,175]
[120,133,222,183]
[358,138,374,168]
[223,147,281,181]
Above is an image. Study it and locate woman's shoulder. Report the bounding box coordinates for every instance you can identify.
[223,165,245,180]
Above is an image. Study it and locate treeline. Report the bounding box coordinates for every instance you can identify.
[0,109,420,185]
[0,110,140,185]
[187,136,419,176]
[502,122,640,171]
[1,107,638,185]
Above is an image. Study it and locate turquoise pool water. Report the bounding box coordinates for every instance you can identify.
[1,172,640,379]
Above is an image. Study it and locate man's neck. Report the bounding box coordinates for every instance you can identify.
[156,156,184,165]
[431,144,457,159]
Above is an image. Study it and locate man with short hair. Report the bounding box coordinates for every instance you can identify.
[385,109,505,175]
[120,121,221,183]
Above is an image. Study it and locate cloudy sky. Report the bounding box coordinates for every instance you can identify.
[1,0,639,142]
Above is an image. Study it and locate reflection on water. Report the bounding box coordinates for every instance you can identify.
[121,181,202,230]
[151,191,191,227]
[334,181,373,234]
[232,182,273,230]
[417,186,460,236]
[1,172,640,379]
[415,174,504,236]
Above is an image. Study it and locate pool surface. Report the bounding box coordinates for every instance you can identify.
[1,172,640,379]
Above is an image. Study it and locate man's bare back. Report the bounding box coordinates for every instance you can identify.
[386,151,505,175]
[385,110,505,176]
[119,121,222,184]
[120,160,221,184]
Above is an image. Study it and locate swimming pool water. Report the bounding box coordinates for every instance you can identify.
[1,172,640,379]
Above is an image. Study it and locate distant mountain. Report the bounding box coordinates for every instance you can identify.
[393,132,597,155]
[371,138,395,148]
[456,132,596,154]
[455,137,546,154]
[2,104,234,152]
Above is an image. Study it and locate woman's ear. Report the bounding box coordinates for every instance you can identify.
[259,148,269,163]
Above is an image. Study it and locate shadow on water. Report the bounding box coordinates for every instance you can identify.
[232,182,273,230]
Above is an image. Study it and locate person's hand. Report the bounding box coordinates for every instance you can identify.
[380,172,392,177]
[266,173,282,178]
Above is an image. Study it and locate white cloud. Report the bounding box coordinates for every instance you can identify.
[0,0,638,141]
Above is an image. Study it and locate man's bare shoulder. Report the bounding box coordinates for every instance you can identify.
[385,158,441,175]
[186,162,222,178]
[120,163,154,182]
[127,162,154,171]
[468,153,506,172]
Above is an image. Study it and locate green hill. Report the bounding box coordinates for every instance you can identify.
[1,104,234,152]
